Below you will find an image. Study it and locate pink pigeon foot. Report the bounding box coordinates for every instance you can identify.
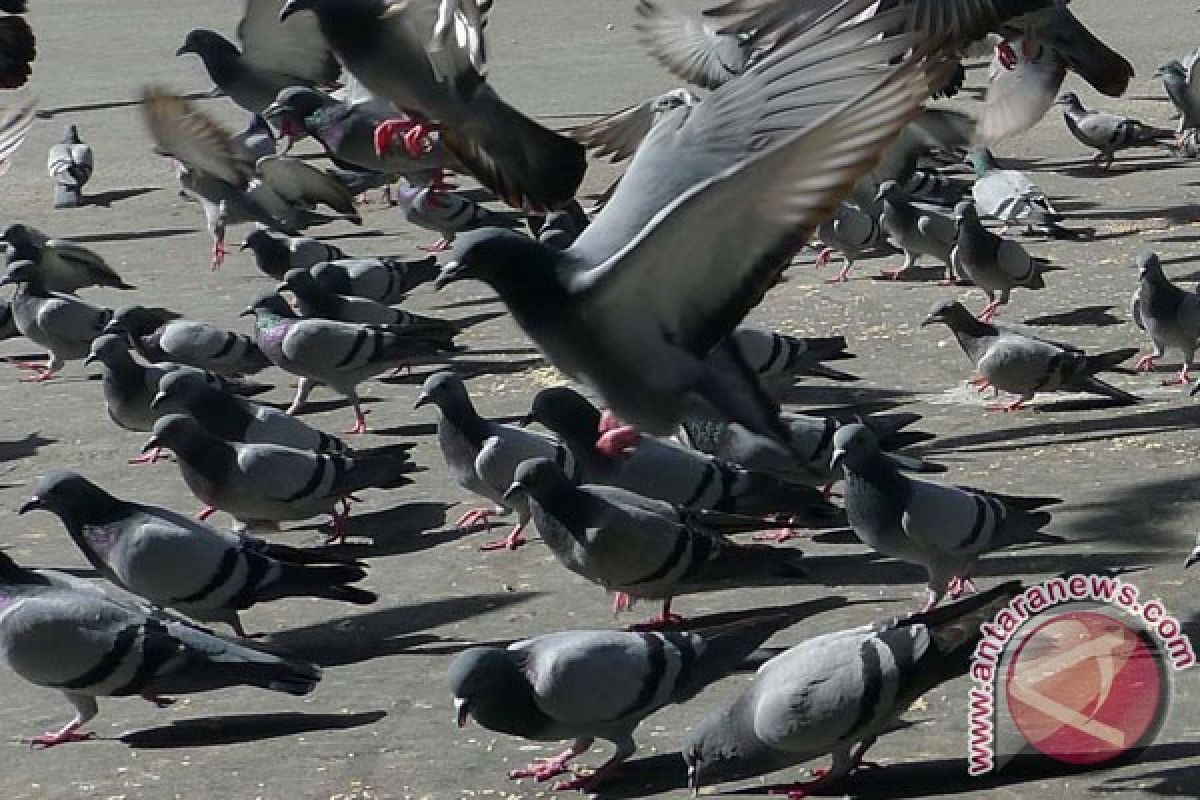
[19,367,56,382]
[1134,354,1157,373]
[418,237,452,253]
[595,426,639,458]
[129,447,163,465]
[1163,366,1191,386]
[985,399,1026,412]
[509,749,579,782]
[628,600,685,630]
[195,505,216,521]
[611,591,635,614]
[457,507,499,530]
[373,118,434,158]
[479,524,526,551]
[947,576,978,600]
[814,247,834,268]
[881,266,908,280]
[553,760,623,792]
[344,410,370,435]
[325,499,354,545]
[770,767,836,799]
[824,267,852,284]
[28,727,95,749]
[210,239,226,271]
[995,42,1018,70]
[938,276,957,286]
[12,359,47,370]
[753,526,802,543]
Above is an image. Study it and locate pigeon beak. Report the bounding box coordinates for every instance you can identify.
[174,44,192,57]
[239,240,251,251]
[83,353,98,366]
[830,447,847,471]
[239,307,256,318]
[413,393,431,409]
[140,435,162,455]
[502,482,524,502]
[453,697,470,728]
[920,314,938,328]
[17,496,40,515]
[517,413,534,428]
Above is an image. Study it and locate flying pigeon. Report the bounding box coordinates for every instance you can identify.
[876,180,956,283]
[977,34,1066,145]
[832,423,1058,609]
[634,0,758,90]
[967,148,1064,235]
[1132,251,1200,387]
[569,88,702,166]
[0,549,320,747]
[0,0,35,89]
[951,200,1045,321]
[0,223,133,293]
[241,228,345,279]
[104,305,270,378]
[1055,92,1174,170]
[310,254,439,304]
[46,124,93,209]
[21,471,376,636]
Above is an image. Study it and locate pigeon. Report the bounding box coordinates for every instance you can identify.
[279,0,587,211]
[46,124,93,209]
[0,549,321,747]
[813,202,883,284]
[0,99,34,171]
[683,582,1022,796]
[633,0,758,90]
[1055,92,1174,170]
[507,457,808,625]
[234,114,278,161]
[449,613,797,792]
[433,4,950,457]
[104,305,270,377]
[570,88,702,166]
[414,370,572,550]
[951,200,1045,321]
[523,386,839,526]
[997,3,1134,97]
[977,34,1066,145]
[1132,252,1200,387]
[922,299,1139,411]
[83,334,190,458]
[0,223,133,293]
[143,413,417,539]
[176,0,339,115]
[21,471,377,636]
[310,255,439,304]
[1156,57,1200,134]
[727,326,856,396]
[832,422,1058,609]
[0,1,34,89]
[151,369,349,455]
[279,267,460,331]
[968,148,1063,235]
[875,180,956,283]
[241,228,345,279]
[394,184,519,253]
[526,200,590,251]
[0,259,111,381]
[242,291,457,433]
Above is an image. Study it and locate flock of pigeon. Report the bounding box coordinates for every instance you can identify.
[0,0,1198,797]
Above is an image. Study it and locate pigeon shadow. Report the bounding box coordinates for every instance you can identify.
[291,395,386,417]
[35,91,215,118]
[1022,305,1122,327]
[372,420,438,437]
[118,710,386,748]
[0,431,55,463]
[1096,764,1200,796]
[780,384,918,408]
[85,187,160,207]
[66,227,198,244]
[330,501,462,556]
[1056,474,1200,548]
[312,229,389,242]
[866,265,948,283]
[382,357,546,386]
[431,294,503,311]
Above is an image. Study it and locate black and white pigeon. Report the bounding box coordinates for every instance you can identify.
[176,0,339,115]
[0,259,111,381]
[0,100,34,171]
[104,304,271,378]
[683,582,1022,797]
[967,148,1064,235]
[21,471,376,637]
[151,369,349,454]
[434,3,951,458]
[727,325,857,395]
[813,202,883,284]
[951,200,1045,321]
[0,549,321,747]
[923,299,1139,411]
[1132,251,1200,388]
[875,180,956,283]
[507,458,808,626]
[0,223,133,293]
[279,0,587,211]
[832,423,1058,609]
[241,228,345,279]
[414,370,572,550]
[1055,92,1174,170]
[0,1,35,90]
[449,613,796,792]
[243,291,458,433]
[46,124,93,209]
[144,413,417,539]
[310,254,439,304]
[280,267,461,331]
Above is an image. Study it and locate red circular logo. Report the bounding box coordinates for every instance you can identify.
[1004,610,1167,766]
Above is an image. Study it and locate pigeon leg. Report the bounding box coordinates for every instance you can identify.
[12,359,48,370]
[479,522,527,551]
[628,599,686,630]
[814,247,833,268]
[922,587,944,612]
[880,252,915,280]
[418,237,452,253]
[344,408,370,435]
[195,505,217,521]
[1133,354,1157,373]
[18,365,57,382]
[29,695,97,749]
[373,118,435,158]
[948,576,978,599]
[552,739,634,792]
[771,748,853,799]
[978,301,999,323]
[509,739,593,781]
[985,398,1027,412]
[128,447,163,465]
[1163,365,1191,386]
[611,591,635,615]
[457,506,502,529]
[995,41,1018,70]
[210,234,226,271]
[830,256,854,283]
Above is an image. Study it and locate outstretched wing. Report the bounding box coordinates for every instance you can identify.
[140,88,253,187]
[239,0,340,84]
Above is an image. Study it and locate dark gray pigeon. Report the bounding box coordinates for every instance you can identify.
[726,325,856,397]
[280,267,461,331]
[241,228,345,279]
[144,413,417,539]
[104,305,270,378]
[21,471,376,636]
[0,549,320,747]
[0,223,133,293]
[1132,252,1200,387]
[951,200,1045,321]
[833,423,1058,609]
[46,124,93,209]
[415,370,573,550]
[507,458,807,625]
[310,255,439,304]
[433,3,952,457]
[569,89,701,167]
[1055,92,1173,170]
[684,582,1022,796]
[0,259,111,381]
[243,291,457,433]
[923,299,1138,410]
[450,613,796,792]
[875,180,956,283]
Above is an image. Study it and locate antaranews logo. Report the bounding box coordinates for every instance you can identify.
[967,574,1195,776]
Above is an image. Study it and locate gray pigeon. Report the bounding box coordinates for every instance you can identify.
[151,369,350,454]
[280,267,461,331]
[683,582,1022,796]
[104,305,270,378]
[0,549,320,747]
[1155,57,1200,134]
[1055,92,1174,170]
[46,124,93,209]
[433,4,950,456]
[633,0,758,90]
[1132,251,1200,387]
[951,200,1045,321]
[570,88,701,166]
[977,35,1066,145]
[21,471,376,636]
[0,259,111,381]
[415,370,572,550]
[967,148,1063,235]
[310,255,439,304]
[507,458,807,625]
[923,299,1139,411]
[394,184,519,253]
[241,228,345,279]
[144,413,417,539]
[0,223,133,293]
[727,325,856,397]
[243,291,458,433]
[832,423,1058,609]
[875,180,956,283]
[814,201,883,284]
[449,613,795,792]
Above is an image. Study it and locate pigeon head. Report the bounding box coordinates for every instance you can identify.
[143,413,206,455]
[84,333,132,367]
[1135,251,1162,279]
[435,229,565,308]
[683,703,785,792]
[652,88,700,115]
[0,259,38,288]
[1155,61,1186,82]
[414,370,472,412]
[921,299,978,330]
[874,180,903,203]
[830,423,880,472]
[176,29,237,60]
[151,370,212,414]
[447,646,542,736]
[104,305,181,339]
[505,458,574,504]
[19,471,123,525]
[265,87,333,122]
[63,124,80,143]
[241,291,297,321]
[523,387,600,439]
[0,222,36,259]
[1054,91,1082,108]
[279,267,321,296]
